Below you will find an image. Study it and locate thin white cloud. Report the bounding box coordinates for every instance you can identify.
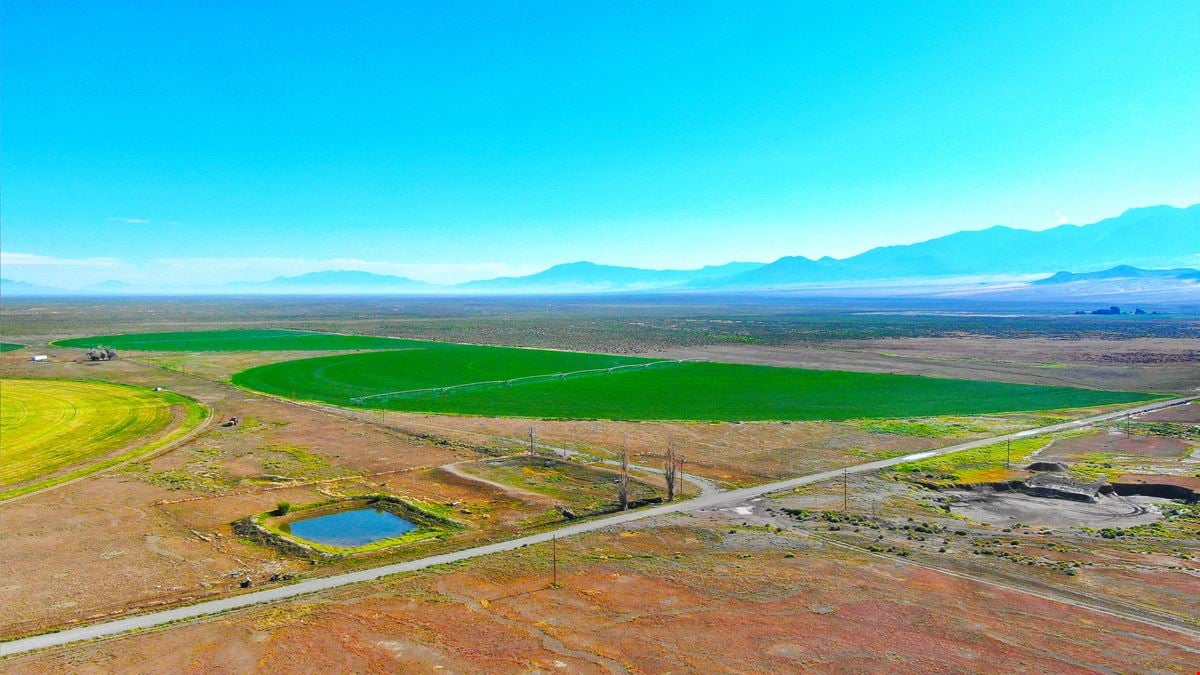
[0,252,123,267]
[107,217,151,224]
[1054,210,1070,225]
[143,256,536,285]
[0,251,539,287]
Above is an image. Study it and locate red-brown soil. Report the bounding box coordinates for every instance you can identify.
[1039,431,1190,459]
[7,521,1197,673]
[390,414,973,486]
[1116,474,1200,491]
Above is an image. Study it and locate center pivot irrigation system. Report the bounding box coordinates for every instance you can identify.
[349,358,702,405]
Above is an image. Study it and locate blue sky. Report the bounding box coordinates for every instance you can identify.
[3,1,1198,286]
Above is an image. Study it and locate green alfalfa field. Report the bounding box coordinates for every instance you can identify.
[55,329,1156,421]
[228,342,1155,422]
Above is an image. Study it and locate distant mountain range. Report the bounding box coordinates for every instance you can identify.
[3,204,1197,300]
[460,261,764,293]
[1032,265,1200,285]
[0,278,61,295]
[701,204,1199,289]
[225,270,431,294]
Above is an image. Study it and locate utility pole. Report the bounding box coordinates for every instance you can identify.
[842,468,849,512]
[619,445,630,511]
[677,458,684,498]
[664,439,677,502]
[529,427,535,456]
[1006,439,1011,469]
[551,535,558,586]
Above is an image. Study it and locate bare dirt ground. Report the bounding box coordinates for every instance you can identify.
[765,471,1200,634]
[133,350,361,382]
[653,337,1200,392]
[397,415,940,486]
[1139,400,1200,422]
[942,491,1169,528]
[7,514,1197,673]
[1117,474,1200,491]
[1039,430,1191,460]
[384,411,1075,487]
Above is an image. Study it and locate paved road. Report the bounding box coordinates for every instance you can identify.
[2,396,1192,657]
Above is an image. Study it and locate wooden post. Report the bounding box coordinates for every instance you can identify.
[552,535,558,586]
[843,468,849,512]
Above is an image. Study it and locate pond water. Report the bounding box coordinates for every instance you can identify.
[281,507,417,547]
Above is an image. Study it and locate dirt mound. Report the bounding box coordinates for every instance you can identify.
[1026,461,1068,472]
[1024,474,1104,503]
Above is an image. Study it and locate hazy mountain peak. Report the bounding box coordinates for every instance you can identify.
[1033,265,1199,285]
[718,204,1199,289]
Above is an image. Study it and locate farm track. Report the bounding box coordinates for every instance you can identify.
[1,394,1193,657]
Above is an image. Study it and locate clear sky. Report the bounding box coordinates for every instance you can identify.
[3,1,1198,287]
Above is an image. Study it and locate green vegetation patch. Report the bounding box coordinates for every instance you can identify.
[0,378,209,499]
[1086,503,1200,540]
[53,328,430,352]
[1114,421,1200,440]
[260,444,361,481]
[0,342,25,352]
[888,435,1062,484]
[244,495,462,557]
[850,417,998,438]
[1068,453,1121,482]
[232,347,1155,422]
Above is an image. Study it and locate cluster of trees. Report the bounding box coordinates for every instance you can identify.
[85,347,118,361]
[615,438,684,511]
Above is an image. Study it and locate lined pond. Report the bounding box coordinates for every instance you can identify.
[280,507,416,547]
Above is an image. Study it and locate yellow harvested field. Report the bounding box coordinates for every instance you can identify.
[0,378,206,495]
